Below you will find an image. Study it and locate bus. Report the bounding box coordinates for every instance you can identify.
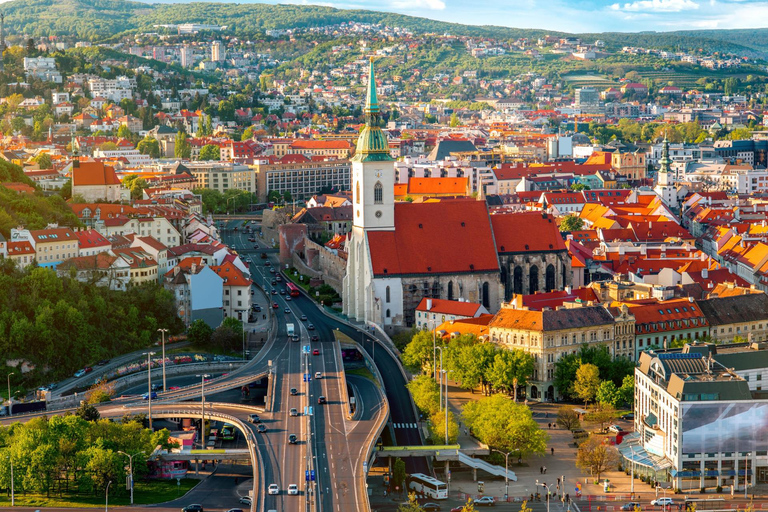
[407,473,448,500]
[286,281,301,297]
[684,499,730,512]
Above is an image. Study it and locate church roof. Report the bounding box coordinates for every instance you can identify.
[367,199,499,277]
[491,212,567,254]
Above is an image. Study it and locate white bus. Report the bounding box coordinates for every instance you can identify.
[407,473,448,500]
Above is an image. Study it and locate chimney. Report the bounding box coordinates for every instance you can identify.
[426,298,432,311]
[702,267,709,279]
[565,285,572,294]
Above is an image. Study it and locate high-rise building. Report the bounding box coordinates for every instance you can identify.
[180,46,192,68]
[211,41,224,62]
[575,87,602,114]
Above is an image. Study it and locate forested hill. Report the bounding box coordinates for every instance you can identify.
[1,0,766,56]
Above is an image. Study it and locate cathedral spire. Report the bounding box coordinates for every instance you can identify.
[351,57,392,163]
[658,135,671,174]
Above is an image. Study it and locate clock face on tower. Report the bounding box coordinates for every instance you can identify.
[374,170,382,178]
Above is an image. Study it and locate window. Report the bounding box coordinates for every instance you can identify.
[386,286,391,303]
[374,181,383,204]
[356,181,360,203]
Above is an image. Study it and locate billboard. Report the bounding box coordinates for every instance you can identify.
[681,402,768,454]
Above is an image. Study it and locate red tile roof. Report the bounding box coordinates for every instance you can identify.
[72,161,121,187]
[7,240,34,255]
[75,229,111,248]
[211,261,253,287]
[416,298,484,317]
[31,227,76,243]
[491,212,566,253]
[517,287,600,311]
[367,200,499,277]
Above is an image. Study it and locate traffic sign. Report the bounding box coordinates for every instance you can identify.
[305,470,310,481]
[311,470,316,481]
[304,406,308,416]
[308,406,313,416]
[363,461,368,474]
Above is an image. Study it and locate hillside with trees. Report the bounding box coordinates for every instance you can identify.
[0,0,764,57]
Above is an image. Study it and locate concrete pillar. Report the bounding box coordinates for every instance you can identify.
[195,458,199,476]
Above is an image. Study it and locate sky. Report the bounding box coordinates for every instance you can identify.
[264,0,768,32]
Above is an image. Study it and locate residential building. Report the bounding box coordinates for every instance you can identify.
[253,159,350,202]
[75,229,112,257]
[211,261,252,321]
[697,293,768,343]
[56,253,131,290]
[23,57,62,83]
[627,298,710,358]
[489,303,621,400]
[11,227,79,269]
[88,76,136,102]
[415,298,489,330]
[112,247,159,286]
[164,258,224,328]
[5,240,35,268]
[184,162,255,194]
[131,236,169,282]
[71,160,125,202]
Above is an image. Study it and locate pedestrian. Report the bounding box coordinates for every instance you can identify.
[557,478,560,485]
[544,466,547,474]
[540,466,544,474]
[566,493,570,503]
[551,447,555,456]
[384,489,387,497]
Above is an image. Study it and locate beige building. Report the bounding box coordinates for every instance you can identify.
[184,162,255,194]
[71,160,126,202]
[611,151,646,181]
[698,293,768,343]
[253,159,351,202]
[489,303,618,400]
[112,247,159,286]
[10,227,79,269]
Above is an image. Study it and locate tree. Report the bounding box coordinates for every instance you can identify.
[241,127,254,141]
[199,144,220,161]
[117,125,132,139]
[553,353,582,399]
[33,153,52,169]
[187,319,213,346]
[175,131,191,159]
[487,349,534,399]
[570,183,589,191]
[556,408,580,431]
[574,363,601,404]
[596,380,620,408]
[449,112,459,127]
[618,375,634,407]
[210,317,243,352]
[75,402,100,422]
[429,408,459,444]
[401,330,438,374]
[559,215,584,232]
[406,374,441,416]
[398,493,424,512]
[392,457,406,494]
[462,394,548,459]
[137,137,160,159]
[99,141,118,152]
[586,404,618,431]
[576,436,620,482]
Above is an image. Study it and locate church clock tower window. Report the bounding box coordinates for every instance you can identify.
[374,182,383,204]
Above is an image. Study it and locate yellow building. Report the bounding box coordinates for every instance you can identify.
[113,247,159,286]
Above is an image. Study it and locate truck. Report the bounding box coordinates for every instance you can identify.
[287,323,295,338]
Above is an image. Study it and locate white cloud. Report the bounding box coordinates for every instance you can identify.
[609,0,699,12]
[389,0,446,9]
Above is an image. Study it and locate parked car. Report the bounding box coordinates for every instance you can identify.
[268,484,280,495]
[621,413,635,420]
[288,484,299,495]
[651,498,674,507]
[248,414,261,423]
[474,496,496,506]
[182,505,204,512]
[318,396,326,404]
[621,503,642,511]
[608,425,624,434]
[289,434,298,444]
[290,408,299,417]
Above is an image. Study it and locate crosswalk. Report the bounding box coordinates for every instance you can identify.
[393,423,418,429]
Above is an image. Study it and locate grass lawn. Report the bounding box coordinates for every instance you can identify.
[0,478,199,507]
[346,366,376,382]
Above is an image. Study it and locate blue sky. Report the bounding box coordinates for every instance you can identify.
[271,0,768,32]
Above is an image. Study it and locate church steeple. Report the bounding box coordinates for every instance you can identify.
[351,58,392,163]
[658,136,671,174]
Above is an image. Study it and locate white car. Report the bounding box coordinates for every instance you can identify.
[287,484,299,495]
[651,498,674,507]
[239,496,252,505]
[315,371,322,379]
[608,424,624,434]
[268,484,280,495]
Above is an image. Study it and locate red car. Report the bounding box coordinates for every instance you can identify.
[272,302,279,309]
[312,349,320,355]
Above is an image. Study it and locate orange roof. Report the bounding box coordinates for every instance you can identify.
[290,140,351,150]
[7,240,34,255]
[210,261,253,287]
[406,177,469,196]
[2,182,35,194]
[72,161,121,187]
[436,314,493,339]
[491,212,566,253]
[416,298,484,317]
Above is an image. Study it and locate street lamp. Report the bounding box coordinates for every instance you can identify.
[226,196,236,215]
[537,480,552,512]
[493,449,512,500]
[105,480,112,512]
[436,346,445,409]
[6,372,14,414]
[117,450,145,505]
[157,328,169,392]
[197,374,211,446]
[6,455,13,507]
[144,352,156,430]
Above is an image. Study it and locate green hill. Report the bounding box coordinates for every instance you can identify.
[0,0,765,57]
